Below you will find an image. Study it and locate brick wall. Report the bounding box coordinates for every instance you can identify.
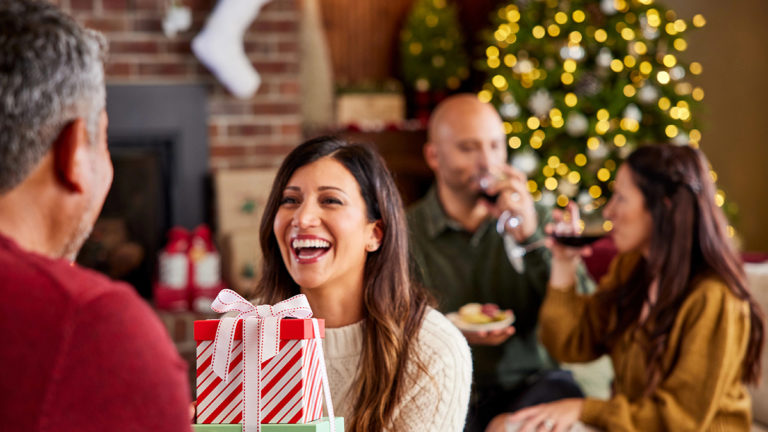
[54,0,302,170]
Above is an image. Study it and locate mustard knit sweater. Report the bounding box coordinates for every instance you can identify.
[540,253,753,431]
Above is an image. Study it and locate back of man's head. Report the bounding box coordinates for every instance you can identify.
[0,0,107,193]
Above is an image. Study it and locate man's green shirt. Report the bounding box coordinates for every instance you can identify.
[407,186,591,389]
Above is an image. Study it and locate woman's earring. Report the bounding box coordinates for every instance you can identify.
[367,243,377,252]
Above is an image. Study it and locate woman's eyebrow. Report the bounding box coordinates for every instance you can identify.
[318,185,349,197]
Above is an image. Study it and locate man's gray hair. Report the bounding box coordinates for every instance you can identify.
[0,0,107,193]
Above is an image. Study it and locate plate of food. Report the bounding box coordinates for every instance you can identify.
[447,302,515,333]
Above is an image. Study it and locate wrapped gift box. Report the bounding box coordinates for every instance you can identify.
[192,417,344,431]
[195,318,326,425]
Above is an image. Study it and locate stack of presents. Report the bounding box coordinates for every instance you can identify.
[193,290,343,431]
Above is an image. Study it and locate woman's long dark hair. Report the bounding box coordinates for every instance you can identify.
[606,144,764,394]
[253,136,432,430]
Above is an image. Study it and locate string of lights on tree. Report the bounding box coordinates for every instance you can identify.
[400,0,469,92]
[479,0,734,231]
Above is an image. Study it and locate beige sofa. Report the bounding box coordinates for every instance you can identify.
[747,262,768,430]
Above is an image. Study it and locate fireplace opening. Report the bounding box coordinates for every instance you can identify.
[76,84,209,300]
[77,136,173,298]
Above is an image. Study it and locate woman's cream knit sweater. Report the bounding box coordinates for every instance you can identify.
[322,308,472,431]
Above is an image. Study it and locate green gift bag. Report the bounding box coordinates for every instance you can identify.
[193,417,343,432]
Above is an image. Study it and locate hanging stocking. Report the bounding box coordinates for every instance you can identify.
[192,0,272,99]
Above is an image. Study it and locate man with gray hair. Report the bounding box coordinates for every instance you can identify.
[0,1,192,430]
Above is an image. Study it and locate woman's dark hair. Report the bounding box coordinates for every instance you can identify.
[606,143,764,394]
[253,136,432,430]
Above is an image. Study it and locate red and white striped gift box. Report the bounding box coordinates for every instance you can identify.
[194,319,325,424]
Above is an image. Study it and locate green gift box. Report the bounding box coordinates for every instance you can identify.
[193,417,343,431]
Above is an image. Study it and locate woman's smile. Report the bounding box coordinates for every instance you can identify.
[290,234,332,264]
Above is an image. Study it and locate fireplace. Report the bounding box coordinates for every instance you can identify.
[76,84,209,299]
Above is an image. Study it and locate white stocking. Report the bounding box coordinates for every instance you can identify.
[192,0,271,99]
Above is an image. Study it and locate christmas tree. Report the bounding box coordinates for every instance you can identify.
[479,0,730,227]
[400,0,470,93]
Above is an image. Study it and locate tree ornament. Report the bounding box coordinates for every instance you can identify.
[574,73,602,97]
[600,0,617,15]
[637,84,659,104]
[623,104,642,122]
[500,101,521,119]
[566,112,589,137]
[596,48,613,68]
[670,65,686,80]
[587,141,609,159]
[528,89,554,118]
[540,191,556,207]
[511,149,539,175]
[672,131,689,146]
[577,191,593,208]
[558,180,579,198]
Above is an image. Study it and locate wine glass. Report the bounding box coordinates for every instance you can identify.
[495,209,551,272]
[551,203,610,247]
[478,173,547,272]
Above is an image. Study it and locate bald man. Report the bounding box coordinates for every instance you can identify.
[407,94,586,431]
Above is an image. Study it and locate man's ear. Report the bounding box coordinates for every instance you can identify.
[52,118,89,193]
[423,141,439,172]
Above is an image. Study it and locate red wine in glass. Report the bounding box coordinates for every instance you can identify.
[478,191,499,204]
[478,174,502,204]
[552,233,606,247]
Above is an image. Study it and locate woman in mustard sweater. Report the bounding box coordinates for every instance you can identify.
[491,144,765,432]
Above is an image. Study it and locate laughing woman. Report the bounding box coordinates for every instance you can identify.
[252,137,472,431]
[492,144,764,432]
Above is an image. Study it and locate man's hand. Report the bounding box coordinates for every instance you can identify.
[461,325,515,346]
[482,165,538,242]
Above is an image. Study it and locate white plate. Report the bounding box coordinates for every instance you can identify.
[446,311,515,333]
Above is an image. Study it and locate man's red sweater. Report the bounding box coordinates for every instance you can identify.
[0,233,192,431]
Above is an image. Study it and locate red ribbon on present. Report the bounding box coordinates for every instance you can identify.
[210,289,336,432]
